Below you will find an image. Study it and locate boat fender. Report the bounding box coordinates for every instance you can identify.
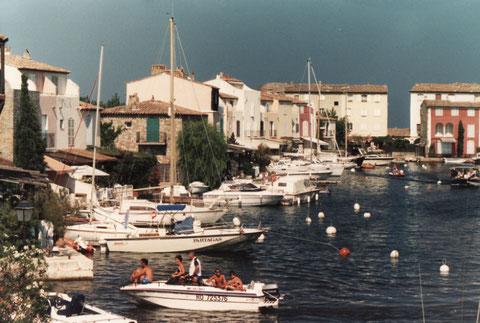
[305,216,312,224]
[318,211,325,219]
[354,203,360,211]
[339,248,350,257]
[390,250,399,258]
[363,212,371,218]
[440,260,449,275]
[233,217,241,226]
[326,226,336,235]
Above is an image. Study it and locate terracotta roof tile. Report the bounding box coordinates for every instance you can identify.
[388,128,410,137]
[101,100,206,116]
[260,82,388,94]
[219,92,238,99]
[5,54,70,74]
[422,100,480,108]
[410,83,480,93]
[260,92,307,104]
[79,101,104,111]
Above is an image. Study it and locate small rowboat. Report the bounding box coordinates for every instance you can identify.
[389,172,405,177]
[361,164,375,169]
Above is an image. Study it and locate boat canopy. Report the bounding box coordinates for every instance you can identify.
[157,205,186,211]
[173,216,194,234]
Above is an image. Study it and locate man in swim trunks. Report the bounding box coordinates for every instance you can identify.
[225,270,243,291]
[187,251,202,284]
[206,268,226,288]
[130,258,153,284]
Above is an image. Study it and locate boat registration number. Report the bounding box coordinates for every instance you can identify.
[196,295,228,302]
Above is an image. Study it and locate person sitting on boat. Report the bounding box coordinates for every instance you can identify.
[225,270,243,291]
[130,258,153,284]
[206,268,227,289]
[187,251,202,284]
[170,255,186,282]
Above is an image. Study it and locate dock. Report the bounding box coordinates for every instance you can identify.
[44,250,94,281]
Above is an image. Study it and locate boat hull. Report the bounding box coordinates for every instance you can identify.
[121,282,278,312]
[363,158,393,166]
[202,193,283,207]
[106,229,265,253]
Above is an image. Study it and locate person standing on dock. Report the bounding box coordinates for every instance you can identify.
[187,251,202,284]
[130,258,153,284]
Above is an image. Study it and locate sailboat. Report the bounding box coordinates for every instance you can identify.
[104,17,264,253]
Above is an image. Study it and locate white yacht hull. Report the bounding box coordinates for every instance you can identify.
[202,193,283,207]
[106,228,265,253]
[121,281,279,312]
[363,158,393,166]
[64,223,159,244]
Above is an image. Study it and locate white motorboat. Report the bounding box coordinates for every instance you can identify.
[444,157,471,164]
[64,221,160,243]
[270,176,322,205]
[120,280,282,312]
[356,148,393,166]
[202,181,284,207]
[188,181,210,194]
[267,159,333,179]
[49,292,137,322]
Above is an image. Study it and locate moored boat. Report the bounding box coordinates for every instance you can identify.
[120,280,282,312]
[450,165,480,187]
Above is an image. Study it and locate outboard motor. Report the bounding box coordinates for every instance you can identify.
[262,284,283,302]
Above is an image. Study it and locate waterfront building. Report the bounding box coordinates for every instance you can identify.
[419,100,480,157]
[204,73,262,146]
[409,83,480,139]
[101,99,206,164]
[0,47,93,161]
[260,82,388,137]
[126,65,221,127]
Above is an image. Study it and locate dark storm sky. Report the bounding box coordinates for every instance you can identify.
[3,0,480,128]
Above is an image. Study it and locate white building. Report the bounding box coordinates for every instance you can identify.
[0,48,93,161]
[204,73,262,146]
[409,83,480,138]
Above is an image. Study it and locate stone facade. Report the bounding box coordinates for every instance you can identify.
[0,82,41,162]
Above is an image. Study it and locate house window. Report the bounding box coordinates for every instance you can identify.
[467,124,475,138]
[236,120,241,137]
[334,101,339,106]
[467,140,475,155]
[361,95,367,102]
[146,117,159,142]
[374,108,381,116]
[60,119,64,130]
[435,93,441,100]
[447,94,455,101]
[125,121,132,128]
[445,123,454,136]
[451,109,459,116]
[269,121,275,137]
[435,108,443,116]
[435,123,444,137]
[374,95,380,103]
[348,94,353,102]
[441,142,452,154]
[68,118,75,147]
[265,103,270,112]
[28,73,36,82]
[475,95,480,102]
[361,107,368,116]
[417,93,424,101]
[468,109,475,117]
[320,95,325,101]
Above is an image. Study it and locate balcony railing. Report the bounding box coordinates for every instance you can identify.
[244,130,262,138]
[138,131,167,144]
[42,132,55,148]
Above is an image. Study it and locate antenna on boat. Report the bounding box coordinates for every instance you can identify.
[90,45,104,220]
[169,17,176,204]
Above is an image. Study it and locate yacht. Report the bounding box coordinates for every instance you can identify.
[267,159,333,179]
[356,148,393,166]
[270,176,323,205]
[202,181,284,207]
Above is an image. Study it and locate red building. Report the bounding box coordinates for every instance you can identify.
[420,100,480,157]
[299,104,314,139]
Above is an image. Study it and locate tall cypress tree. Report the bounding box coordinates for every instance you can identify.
[457,120,464,157]
[14,73,46,171]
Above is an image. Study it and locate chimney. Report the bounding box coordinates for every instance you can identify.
[128,93,139,105]
[23,48,31,60]
[219,72,224,79]
[4,45,10,56]
[151,64,166,76]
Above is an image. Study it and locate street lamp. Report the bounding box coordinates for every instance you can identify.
[15,200,33,223]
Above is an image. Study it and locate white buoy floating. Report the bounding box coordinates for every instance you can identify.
[437,180,442,185]
[351,168,356,173]
[326,226,337,235]
[390,250,399,259]
[440,260,450,275]
[405,185,410,189]
[305,216,312,224]
[318,211,325,219]
[257,233,265,243]
[363,212,371,218]
[315,193,319,201]
[233,217,241,227]
[354,203,360,211]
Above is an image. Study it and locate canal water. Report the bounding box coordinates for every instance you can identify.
[51,163,480,322]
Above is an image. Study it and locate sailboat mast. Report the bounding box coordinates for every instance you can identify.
[90,45,104,210]
[345,92,348,157]
[169,17,176,203]
[307,57,312,161]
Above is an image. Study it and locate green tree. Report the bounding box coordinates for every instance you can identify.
[178,121,228,188]
[100,121,123,149]
[33,188,70,237]
[227,133,238,144]
[105,93,122,108]
[336,117,350,147]
[254,143,271,172]
[322,107,338,118]
[457,121,464,156]
[14,74,46,171]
